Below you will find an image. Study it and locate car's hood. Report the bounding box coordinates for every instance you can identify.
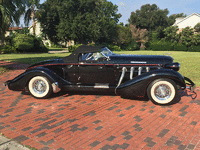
[108,54,173,64]
[27,59,64,70]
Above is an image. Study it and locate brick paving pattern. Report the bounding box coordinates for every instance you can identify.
[0,61,200,150]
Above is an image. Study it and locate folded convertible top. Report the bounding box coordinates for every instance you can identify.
[63,45,105,63]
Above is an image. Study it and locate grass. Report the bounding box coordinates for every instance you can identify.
[0,50,199,86]
[0,53,70,64]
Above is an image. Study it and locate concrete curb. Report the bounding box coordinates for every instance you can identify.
[48,50,68,53]
[0,135,30,150]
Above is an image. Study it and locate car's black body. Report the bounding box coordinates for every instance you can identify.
[5,45,195,104]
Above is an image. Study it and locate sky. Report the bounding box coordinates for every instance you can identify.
[22,0,200,26]
[112,0,200,24]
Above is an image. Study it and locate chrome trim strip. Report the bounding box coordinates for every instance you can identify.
[138,67,142,75]
[131,61,146,64]
[94,83,109,88]
[146,67,150,72]
[117,67,127,87]
[130,67,134,80]
[115,67,127,95]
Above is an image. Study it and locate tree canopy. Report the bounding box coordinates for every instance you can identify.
[24,0,40,35]
[128,4,186,32]
[38,0,121,44]
[194,23,200,32]
[0,0,26,45]
[113,24,132,48]
[168,13,187,26]
[128,4,169,31]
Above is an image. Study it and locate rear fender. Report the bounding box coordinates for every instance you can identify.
[116,69,185,98]
[7,67,70,91]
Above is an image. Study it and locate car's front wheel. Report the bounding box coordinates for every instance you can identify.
[147,79,178,105]
[28,76,52,99]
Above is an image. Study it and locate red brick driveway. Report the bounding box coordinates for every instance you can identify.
[0,61,200,150]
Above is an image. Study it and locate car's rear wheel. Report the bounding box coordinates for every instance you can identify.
[147,79,178,105]
[28,76,52,99]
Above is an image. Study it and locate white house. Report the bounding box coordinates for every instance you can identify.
[5,27,23,37]
[173,12,200,32]
[29,21,52,47]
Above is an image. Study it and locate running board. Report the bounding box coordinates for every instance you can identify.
[62,84,115,92]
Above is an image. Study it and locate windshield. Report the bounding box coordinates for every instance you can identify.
[79,47,113,61]
[100,47,113,57]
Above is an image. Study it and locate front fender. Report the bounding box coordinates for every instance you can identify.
[6,67,68,91]
[116,69,185,98]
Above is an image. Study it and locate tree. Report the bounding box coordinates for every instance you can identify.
[0,0,26,45]
[113,24,132,48]
[37,0,61,44]
[168,13,187,26]
[194,23,200,32]
[128,4,187,40]
[164,26,180,44]
[129,24,148,49]
[128,4,169,31]
[179,27,195,47]
[24,0,40,36]
[38,0,121,44]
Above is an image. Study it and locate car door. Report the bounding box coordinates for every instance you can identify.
[78,52,108,85]
[64,64,79,84]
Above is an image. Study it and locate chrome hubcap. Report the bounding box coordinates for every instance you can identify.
[154,84,171,101]
[32,80,47,94]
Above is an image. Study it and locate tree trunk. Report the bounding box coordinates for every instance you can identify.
[33,17,36,36]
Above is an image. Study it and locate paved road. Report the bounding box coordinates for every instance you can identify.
[0,61,200,150]
[0,134,30,150]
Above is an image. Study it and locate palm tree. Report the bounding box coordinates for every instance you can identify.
[0,0,26,45]
[24,0,40,36]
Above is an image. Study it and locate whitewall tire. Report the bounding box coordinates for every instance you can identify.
[28,76,52,99]
[147,79,177,105]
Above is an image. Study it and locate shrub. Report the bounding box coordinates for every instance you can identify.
[68,44,82,52]
[12,33,48,53]
[124,41,140,51]
[173,43,188,51]
[188,45,200,52]
[194,23,200,32]
[107,44,121,51]
[150,40,173,51]
[50,43,64,48]
[151,32,159,42]
[0,45,17,54]
[45,42,50,47]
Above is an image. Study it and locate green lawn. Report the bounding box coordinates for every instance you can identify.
[0,50,199,86]
[0,53,70,64]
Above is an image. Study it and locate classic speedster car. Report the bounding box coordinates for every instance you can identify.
[4,45,195,105]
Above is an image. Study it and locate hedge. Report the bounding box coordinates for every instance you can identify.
[149,40,200,52]
[173,43,188,51]
[149,40,173,51]
[188,45,200,52]
[11,33,48,53]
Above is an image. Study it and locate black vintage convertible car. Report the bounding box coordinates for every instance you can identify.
[4,45,195,105]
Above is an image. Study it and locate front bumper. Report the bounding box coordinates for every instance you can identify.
[3,80,10,87]
[184,77,196,92]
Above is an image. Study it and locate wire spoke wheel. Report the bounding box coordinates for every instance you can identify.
[147,79,177,105]
[28,76,52,99]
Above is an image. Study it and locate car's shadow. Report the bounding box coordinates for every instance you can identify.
[21,89,197,105]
